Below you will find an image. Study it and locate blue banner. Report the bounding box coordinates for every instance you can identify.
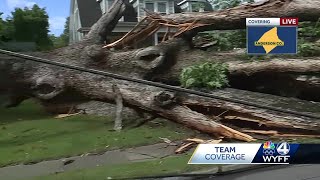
[247,26,297,54]
[188,142,320,164]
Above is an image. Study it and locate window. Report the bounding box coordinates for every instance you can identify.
[145,2,155,12]
[191,2,205,12]
[157,2,167,14]
[145,2,168,15]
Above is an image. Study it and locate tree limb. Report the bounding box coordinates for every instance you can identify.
[85,0,128,43]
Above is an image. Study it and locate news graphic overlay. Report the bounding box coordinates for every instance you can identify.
[188,144,261,164]
[251,141,294,164]
[246,18,298,54]
[188,141,320,164]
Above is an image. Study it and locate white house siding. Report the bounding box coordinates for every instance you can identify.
[100,0,117,13]
[69,0,75,43]
[69,0,83,44]
[169,1,175,14]
[100,0,107,14]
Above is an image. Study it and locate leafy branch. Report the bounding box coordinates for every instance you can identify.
[180,62,229,90]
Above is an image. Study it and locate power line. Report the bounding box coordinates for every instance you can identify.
[0,48,319,119]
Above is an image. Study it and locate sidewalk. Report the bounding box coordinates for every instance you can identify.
[0,142,268,180]
[0,143,177,180]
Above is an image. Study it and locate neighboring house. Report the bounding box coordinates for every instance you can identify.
[69,0,213,45]
[177,0,213,12]
[69,0,102,43]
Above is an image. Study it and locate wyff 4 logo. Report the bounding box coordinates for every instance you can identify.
[262,141,290,163]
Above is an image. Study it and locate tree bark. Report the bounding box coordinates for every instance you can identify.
[179,88,320,131]
[112,83,123,131]
[160,0,320,30]
[1,0,320,141]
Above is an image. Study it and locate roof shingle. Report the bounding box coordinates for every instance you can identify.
[77,0,102,28]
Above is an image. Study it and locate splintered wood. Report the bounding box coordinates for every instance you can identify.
[224,116,320,138]
[175,142,195,154]
[175,138,222,154]
[103,12,209,49]
[242,130,320,139]
[54,112,83,119]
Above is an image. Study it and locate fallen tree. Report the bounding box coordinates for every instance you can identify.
[1,0,320,141]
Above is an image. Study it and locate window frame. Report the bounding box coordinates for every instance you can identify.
[145,2,155,12]
[144,1,169,15]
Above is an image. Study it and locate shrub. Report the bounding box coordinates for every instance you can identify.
[298,42,320,57]
[297,20,320,56]
[180,62,229,90]
[198,30,247,51]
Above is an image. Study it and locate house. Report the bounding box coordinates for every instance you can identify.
[69,0,102,43]
[177,0,213,12]
[69,0,213,45]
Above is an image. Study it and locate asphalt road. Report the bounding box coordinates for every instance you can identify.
[209,164,320,180]
[138,164,320,180]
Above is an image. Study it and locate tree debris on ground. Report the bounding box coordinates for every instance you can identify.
[175,138,222,154]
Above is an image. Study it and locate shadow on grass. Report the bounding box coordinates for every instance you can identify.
[0,128,87,147]
[0,100,51,124]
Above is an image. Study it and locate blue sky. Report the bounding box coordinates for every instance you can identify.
[0,0,70,36]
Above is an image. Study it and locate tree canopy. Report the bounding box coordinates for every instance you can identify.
[208,0,255,10]
[0,12,4,42]
[50,17,69,48]
[11,4,52,49]
[0,5,53,50]
[0,12,14,43]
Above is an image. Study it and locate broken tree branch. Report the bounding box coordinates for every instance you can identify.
[112,83,123,131]
[85,0,128,43]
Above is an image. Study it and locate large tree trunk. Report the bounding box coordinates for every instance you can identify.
[1,0,320,141]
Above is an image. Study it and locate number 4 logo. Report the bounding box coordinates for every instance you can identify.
[276,142,290,155]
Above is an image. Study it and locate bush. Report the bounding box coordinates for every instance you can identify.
[180,62,229,90]
[298,21,320,39]
[297,20,320,56]
[198,30,247,51]
[209,0,254,10]
[298,41,320,57]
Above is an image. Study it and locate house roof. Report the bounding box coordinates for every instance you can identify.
[77,0,102,28]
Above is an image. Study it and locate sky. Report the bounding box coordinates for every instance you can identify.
[0,0,263,36]
[0,0,70,36]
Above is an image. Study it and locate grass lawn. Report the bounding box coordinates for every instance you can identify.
[34,153,216,180]
[0,100,202,167]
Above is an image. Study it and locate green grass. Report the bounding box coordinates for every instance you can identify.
[0,100,201,167]
[34,153,216,180]
[0,100,51,123]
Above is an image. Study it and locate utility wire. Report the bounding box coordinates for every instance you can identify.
[0,48,319,119]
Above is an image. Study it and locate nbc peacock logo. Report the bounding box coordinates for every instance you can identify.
[263,141,276,156]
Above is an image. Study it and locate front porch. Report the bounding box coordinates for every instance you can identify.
[78,21,178,47]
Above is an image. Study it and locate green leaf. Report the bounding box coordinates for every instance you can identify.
[185,78,196,88]
[180,62,229,90]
